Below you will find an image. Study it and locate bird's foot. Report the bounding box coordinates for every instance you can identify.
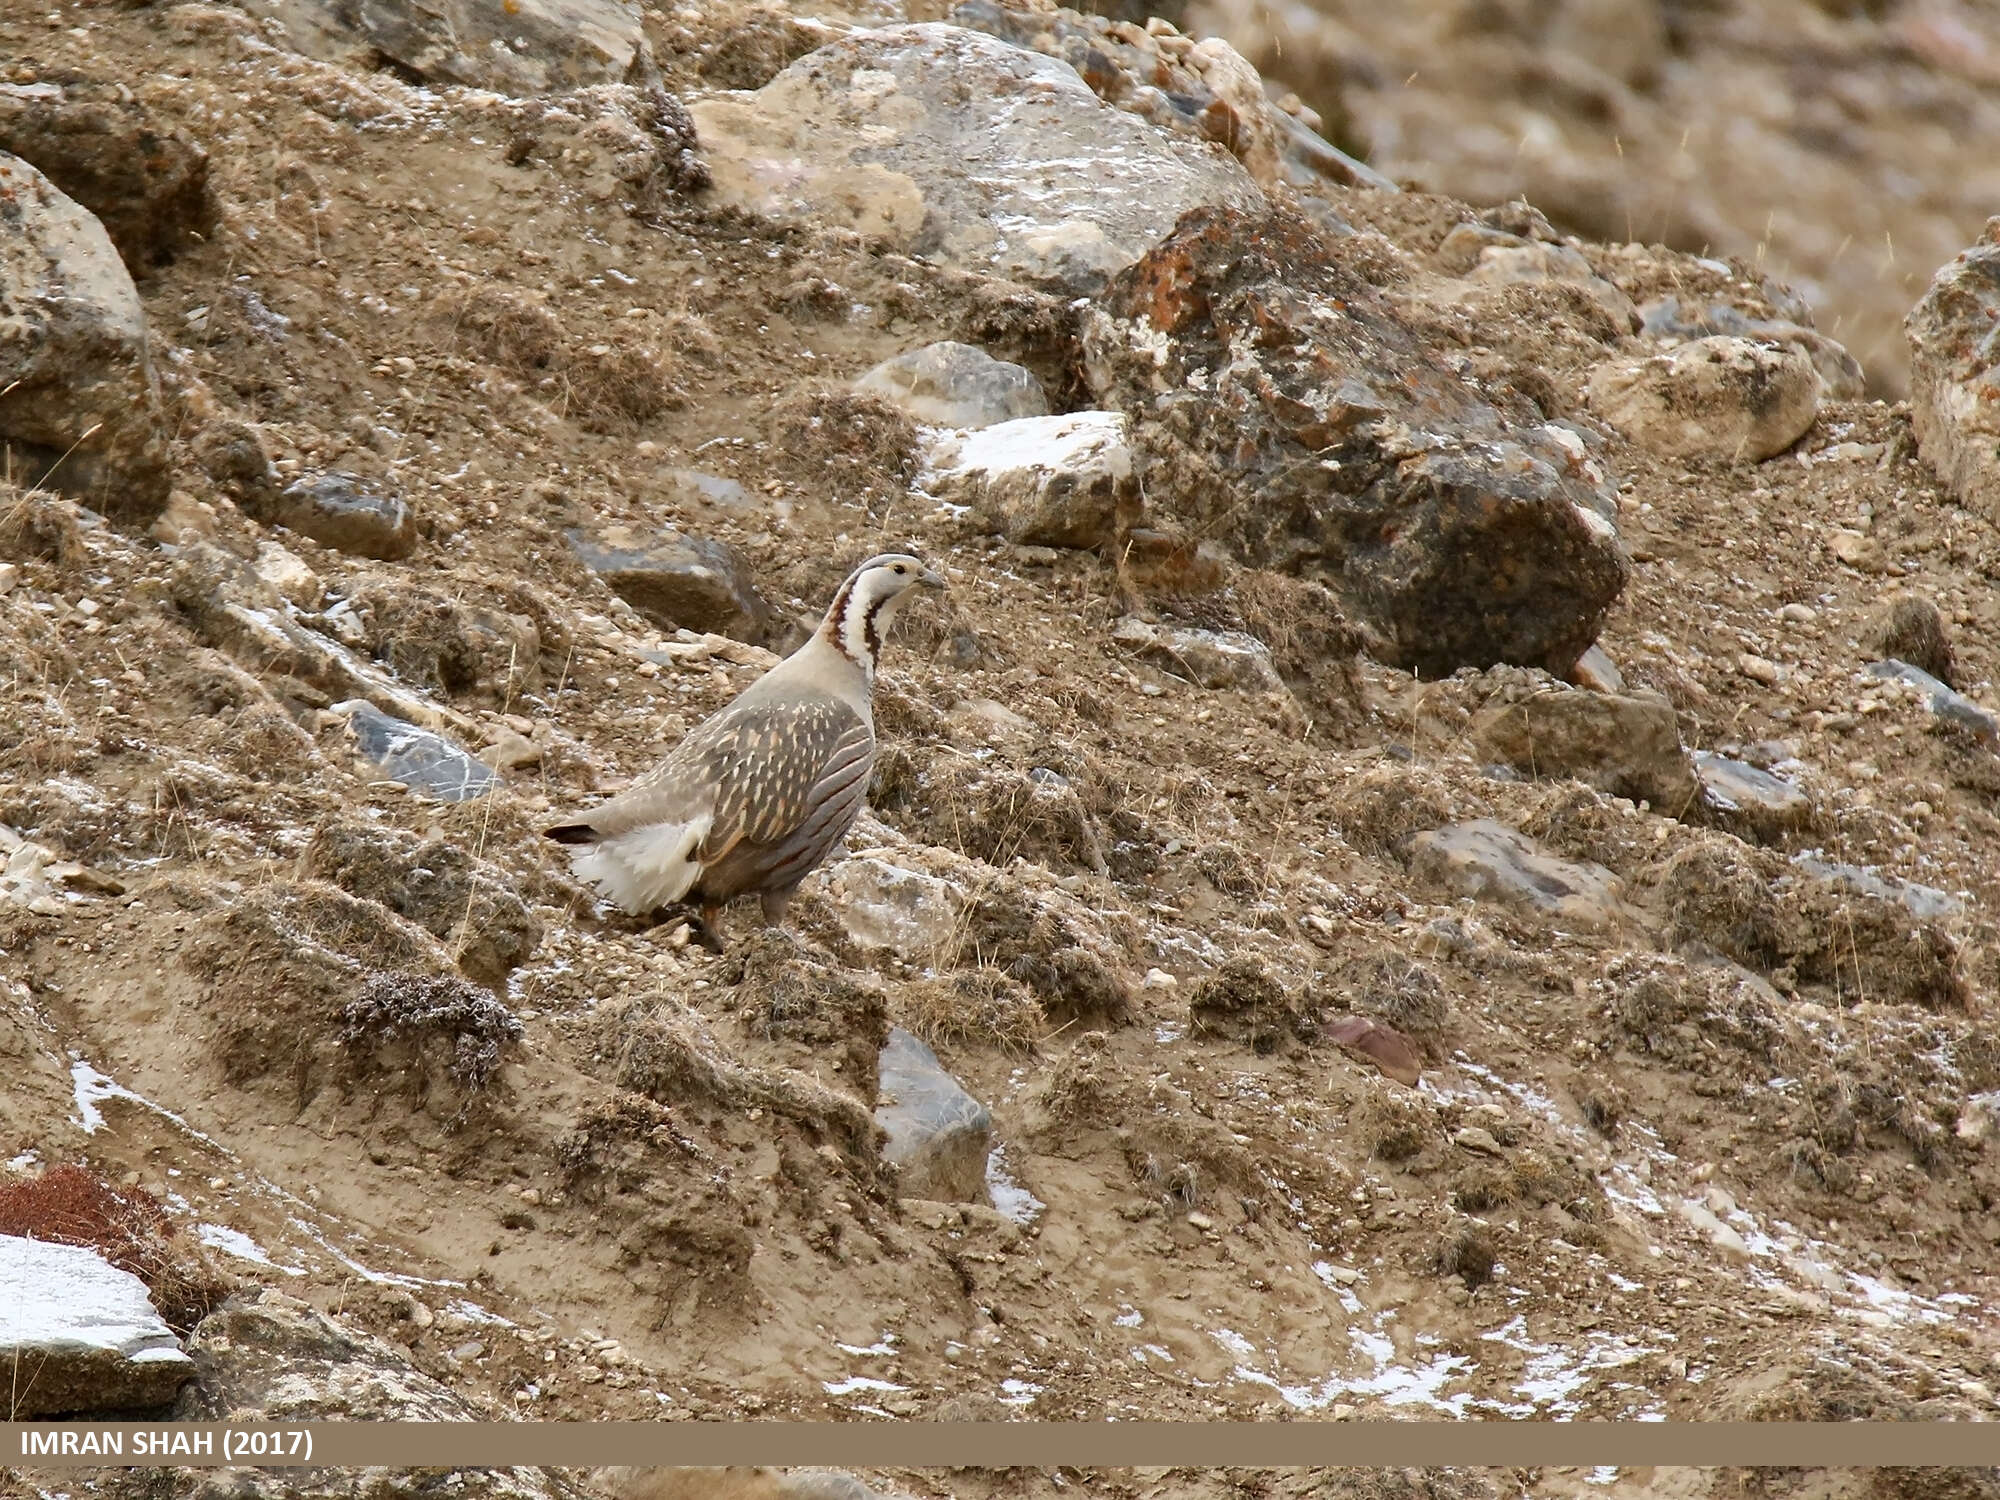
[641,905,727,955]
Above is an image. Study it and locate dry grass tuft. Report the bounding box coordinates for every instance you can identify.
[339,971,524,1089]
[897,969,1045,1053]
[0,486,88,572]
[0,1164,232,1329]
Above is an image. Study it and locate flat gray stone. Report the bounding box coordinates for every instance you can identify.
[334,700,493,802]
[692,24,1265,295]
[1405,819,1635,930]
[567,524,774,642]
[0,1234,193,1416]
[276,472,416,560]
[875,1026,992,1204]
[1865,658,1999,743]
[1694,751,1811,838]
[855,342,1048,430]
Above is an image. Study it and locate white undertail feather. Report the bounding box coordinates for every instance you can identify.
[571,817,711,912]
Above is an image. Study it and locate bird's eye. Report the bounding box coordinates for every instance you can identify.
[894,565,906,574]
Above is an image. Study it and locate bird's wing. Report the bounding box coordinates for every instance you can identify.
[560,712,736,843]
[695,697,873,863]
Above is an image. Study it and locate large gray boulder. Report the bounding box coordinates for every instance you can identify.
[1909,217,2000,519]
[692,24,1265,295]
[0,152,171,522]
[0,1235,193,1415]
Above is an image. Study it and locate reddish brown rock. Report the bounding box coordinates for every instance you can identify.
[1085,204,1628,677]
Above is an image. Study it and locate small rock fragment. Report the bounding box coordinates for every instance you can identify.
[276,472,417,560]
[1827,529,1884,572]
[1570,644,1625,694]
[333,701,494,802]
[875,1027,993,1203]
[253,541,323,608]
[1737,653,1781,686]
[1451,1125,1504,1156]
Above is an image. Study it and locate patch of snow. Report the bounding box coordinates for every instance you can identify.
[0,1235,192,1381]
[196,1223,304,1276]
[835,1334,899,1356]
[986,1144,1044,1224]
[824,1375,907,1395]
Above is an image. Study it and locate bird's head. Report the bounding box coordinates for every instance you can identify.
[821,552,945,671]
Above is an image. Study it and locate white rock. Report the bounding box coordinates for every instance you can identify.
[253,541,323,608]
[0,1234,193,1415]
[827,857,964,961]
[929,411,1140,549]
[1587,335,1820,462]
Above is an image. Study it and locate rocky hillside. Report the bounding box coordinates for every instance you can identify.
[1183,0,2000,399]
[2,0,2000,1494]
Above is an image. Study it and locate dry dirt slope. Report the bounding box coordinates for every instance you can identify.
[0,0,1997,1487]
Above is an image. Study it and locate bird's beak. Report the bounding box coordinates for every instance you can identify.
[919,566,946,589]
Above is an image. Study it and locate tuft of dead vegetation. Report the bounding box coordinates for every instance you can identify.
[1864,592,1955,687]
[0,486,88,572]
[772,390,921,493]
[897,969,1045,1053]
[447,287,715,429]
[1187,955,1313,1054]
[0,1164,232,1329]
[339,971,524,1089]
[1329,761,1455,858]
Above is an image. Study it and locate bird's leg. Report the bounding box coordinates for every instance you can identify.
[690,902,728,955]
[759,887,795,929]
